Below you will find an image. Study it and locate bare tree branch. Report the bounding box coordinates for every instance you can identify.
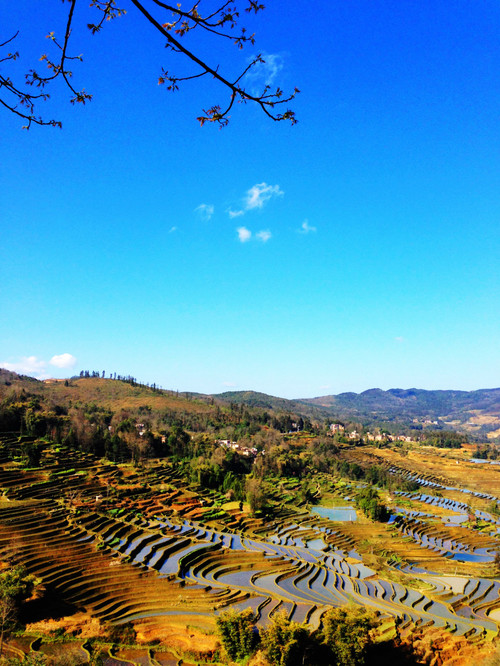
[0,0,298,129]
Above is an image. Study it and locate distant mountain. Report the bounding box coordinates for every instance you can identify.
[215,387,500,438]
[301,387,500,419]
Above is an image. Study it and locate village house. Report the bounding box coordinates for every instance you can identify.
[329,423,345,433]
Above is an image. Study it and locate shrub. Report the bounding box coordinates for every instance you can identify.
[105,621,136,645]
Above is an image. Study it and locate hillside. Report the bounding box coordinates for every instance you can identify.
[0,370,308,454]
[0,369,215,417]
[2,369,500,439]
[212,389,326,420]
[303,387,500,415]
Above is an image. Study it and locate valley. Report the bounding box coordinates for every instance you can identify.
[1,372,500,664]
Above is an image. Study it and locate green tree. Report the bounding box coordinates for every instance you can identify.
[20,441,43,468]
[261,612,310,666]
[216,609,258,661]
[321,606,376,666]
[0,566,38,658]
[245,477,268,516]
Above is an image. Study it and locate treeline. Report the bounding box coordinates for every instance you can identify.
[473,444,500,460]
[77,370,164,392]
[333,460,420,493]
[0,391,69,436]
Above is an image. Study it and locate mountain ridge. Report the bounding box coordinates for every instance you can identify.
[213,386,500,438]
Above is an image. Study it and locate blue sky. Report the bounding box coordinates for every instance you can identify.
[1,0,500,398]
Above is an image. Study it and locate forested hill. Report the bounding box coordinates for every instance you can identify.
[301,387,500,420]
[214,387,500,437]
[213,390,318,414]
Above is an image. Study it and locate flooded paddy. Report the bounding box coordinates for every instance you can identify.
[311,506,358,521]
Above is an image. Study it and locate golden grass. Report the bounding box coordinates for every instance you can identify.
[0,375,216,418]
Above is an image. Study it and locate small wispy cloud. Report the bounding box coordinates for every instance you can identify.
[228,209,244,219]
[194,203,214,221]
[228,182,284,220]
[245,182,283,210]
[237,226,252,243]
[223,381,237,387]
[394,336,405,344]
[168,226,177,233]
[245,53,285,92]
[256,230,272,242]
[50,353,77,369]
[299,219,316,234]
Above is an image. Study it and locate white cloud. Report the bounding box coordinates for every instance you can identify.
[256,230,272,242]
[228,182,283,219]
[235,228,272,243]
[237,226,252,243]
[223,381,237,387]
[1,356,48,379]
[299,219,316,234]
[194,203,214,221]
[245,53,284,91]
[50,353,77,369]
[394,336,405,344]
[168,226,177,233]
[245,182,283,210]
[1,353,77,378]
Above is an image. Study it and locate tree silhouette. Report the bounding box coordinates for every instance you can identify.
[1,0,298,128]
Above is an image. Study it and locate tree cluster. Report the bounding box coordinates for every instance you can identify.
[356,487,390,523]
[216,607,378,666]
[334,461,420,494]
[418,430,468,449]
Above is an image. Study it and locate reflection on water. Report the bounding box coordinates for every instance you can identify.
[311,506,357,521]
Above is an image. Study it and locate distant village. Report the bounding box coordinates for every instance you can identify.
[214,421,429,460]
[216,439,259,457]
[327,422,414,442]
[127,413,447,460]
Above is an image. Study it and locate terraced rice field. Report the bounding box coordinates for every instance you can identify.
[2,436,500,662]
